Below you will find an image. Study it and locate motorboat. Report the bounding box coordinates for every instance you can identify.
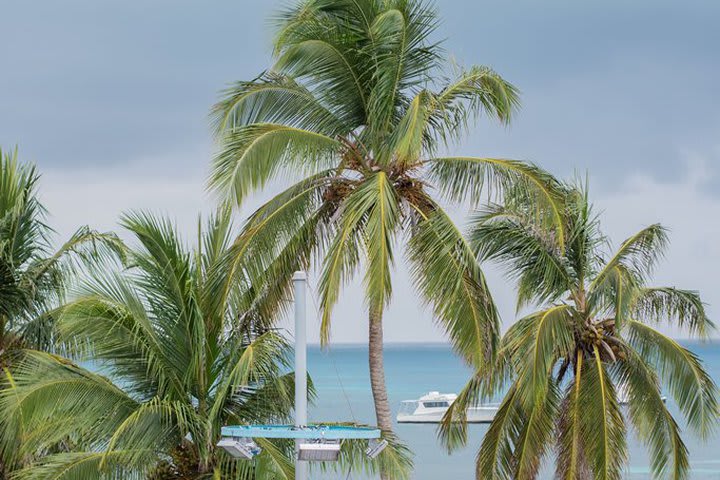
[396,391,499,424]
[617,383,667,405]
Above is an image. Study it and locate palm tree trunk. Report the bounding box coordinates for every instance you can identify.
[368,307,392,479]
[368,307,392,431]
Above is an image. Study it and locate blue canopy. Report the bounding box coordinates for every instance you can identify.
[221,425,381,440]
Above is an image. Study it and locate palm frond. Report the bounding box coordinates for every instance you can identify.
[436,370,481,452]
[211,72,346,136]
[590,224,668,294]
[59,272,185,398]
[578,346,626,480]
[317,177,375,344]
[273,39,368,126]
[555,355,591,480]
[632,287,714,339]
[365,2,441,154]
[562,181,604,288]
[0,149,125,353]
[199,206,235,276]
[209,331,290,424]
[208,124,341,206]
[475,382,525,480]
[406,206,499,366]
[251,438,295,480]
[470,203,572,308]
[387,89,434,165]
[0,351,137,458]
[437,343,512,453]
[428,156,566,250]
[625,321,718,439]
[428,65,520,145]
[272,0,375,127]
[103,398,198,466]
[10,450,152,480]
[0,147,47,270]
[22,227,126,286]
[509,306,574,409]
[207,171,334,325]
[226,372,298,425]
[320,428,413,480]
[362,172,400,314]
[513,380,560,479]
[614,341,689,480]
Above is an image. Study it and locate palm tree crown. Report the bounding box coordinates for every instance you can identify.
[440,183,718,480]
[208,4,566,468]
[1,210,302,479]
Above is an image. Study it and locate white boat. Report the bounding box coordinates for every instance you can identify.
[617,383,667,405]
[396,391,499,424]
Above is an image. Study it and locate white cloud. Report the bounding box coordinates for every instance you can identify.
[595,151,720,338]
[38,153,212,242]
[36,150,720,343]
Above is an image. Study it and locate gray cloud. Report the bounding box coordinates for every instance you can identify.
[3,0,718,181]
[38,149,720,341]
[4,0,720,341]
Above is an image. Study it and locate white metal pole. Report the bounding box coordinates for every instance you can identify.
[293,271,308,480]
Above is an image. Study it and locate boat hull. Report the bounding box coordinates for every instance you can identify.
[397,407,497,424]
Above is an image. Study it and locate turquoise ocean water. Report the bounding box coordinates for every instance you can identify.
[307,342,720,479]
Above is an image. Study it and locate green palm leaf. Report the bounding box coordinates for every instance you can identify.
[362,172,400,314]
[470,203,572,309]
[614,341,689,480]
[429,156,566,249]
[406,207,499,366]
[0,351,138,458]
[625,321,718,439]
[513,381,560,479]
[274,39,367,124]
[2,211,304,478]
[317,186,367,344]
[631,287,714,338]
[430,66,520,136]
[555,355,590,480]
[579,346,626,480]
[211,73,346,135]
[475,382,524,480]
[510,306,574,408]
[209,124,341,206]
[589,224,669,296]
[454,181,714,479]
[10,451,153,480]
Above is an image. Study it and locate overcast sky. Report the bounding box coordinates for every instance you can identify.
[2,0,719,342]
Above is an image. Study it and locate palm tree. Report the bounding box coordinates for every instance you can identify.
[0,148,123,477]
[439,183,718,480]
[0,148,123,358]
[0,210,305,479]
[208,2,565,469]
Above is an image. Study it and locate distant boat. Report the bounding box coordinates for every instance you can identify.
[396,391,499,424]
[617,383,667,405]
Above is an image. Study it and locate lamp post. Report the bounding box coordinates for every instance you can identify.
[218,271,386,472]
[292,271,308,480]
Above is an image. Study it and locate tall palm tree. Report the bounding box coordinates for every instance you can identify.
[0,210,304,479]
[439,183,718,480]
[208,2,566,466]
[0,148,123,477]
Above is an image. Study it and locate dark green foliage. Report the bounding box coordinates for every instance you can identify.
[0,211,302,479]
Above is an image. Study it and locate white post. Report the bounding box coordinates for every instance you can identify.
[293,271,308,480]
